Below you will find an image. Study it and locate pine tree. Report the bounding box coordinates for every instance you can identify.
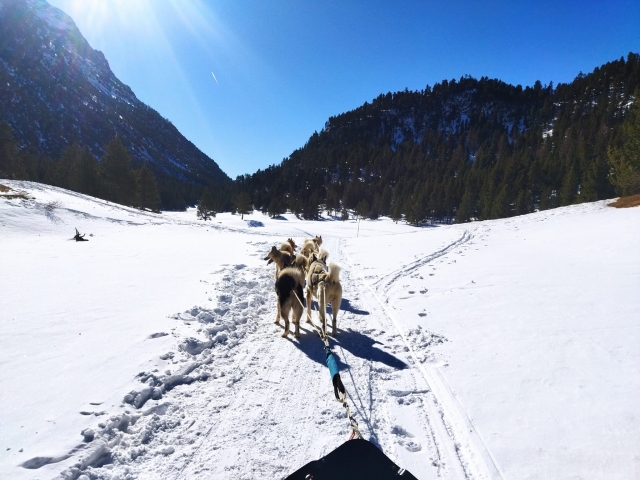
[343,177,361,210]
[54,143,82,190]
[101,137,137,205]
[302,191,322,220]
[539,187,551,211]
[455,191,472,223]
[491,185,510,219]
[235,192,252,219]
[197,187,216,220]
[0,122,25,179]
[267,197,285,218]
[514,190,529,215]
[560,164,578,206]
[368,201,379,220]
[379,185,392,216]
[356,199,370,219]
[325,186,341,216]
[136,164,161,210]
[161,184,187,211]
[390,200,402,223]
[608,94,640,196]
[78,147,101,197]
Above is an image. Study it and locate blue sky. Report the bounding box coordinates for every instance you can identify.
[47,0,640,178]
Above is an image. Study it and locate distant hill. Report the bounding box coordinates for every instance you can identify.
[0,0,230,207]
[239,54,640,222]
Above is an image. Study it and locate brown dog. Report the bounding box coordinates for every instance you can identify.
[292,253,309,275]
[264,246,292,274]
[275,267,305,338]
[305,250,342,336]
[323,263,342,336]
[300,236,322,258]
[279,238,297,256]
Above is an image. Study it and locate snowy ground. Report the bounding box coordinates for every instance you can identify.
[1,180,638,480]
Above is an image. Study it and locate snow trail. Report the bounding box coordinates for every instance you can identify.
[338,238,503,480]
[373,229,474,295]
[17,239,399,478]
[0,201,492,479]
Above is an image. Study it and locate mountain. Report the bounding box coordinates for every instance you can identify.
[0,0,229,189]
[239,54,640,222]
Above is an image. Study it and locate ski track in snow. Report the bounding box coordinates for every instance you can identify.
[338,239,503,480]
[372,229,474,295]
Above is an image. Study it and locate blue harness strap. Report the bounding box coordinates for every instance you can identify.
[325,346,340,378]
[325,346,346,400]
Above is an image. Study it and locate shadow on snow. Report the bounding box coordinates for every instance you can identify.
[287,324,407,373]
[309,298,369,316]
[284,322,406,450]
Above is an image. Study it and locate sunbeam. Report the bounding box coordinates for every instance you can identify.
[53,0,230,139]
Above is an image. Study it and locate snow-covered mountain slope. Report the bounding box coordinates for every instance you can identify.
[0,0,229,185]
[1,180,638,479]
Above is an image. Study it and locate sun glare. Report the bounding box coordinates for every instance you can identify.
[61,0,223,41]
[48,0,269,162]
[63,0,158,38]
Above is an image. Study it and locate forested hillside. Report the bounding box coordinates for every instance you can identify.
[0,123,234,211]
[0,0,230,209]
[238,53,640,223]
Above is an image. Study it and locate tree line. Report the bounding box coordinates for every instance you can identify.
[236,53,640,224]
[2,54,639,222]
[0,123,233,212]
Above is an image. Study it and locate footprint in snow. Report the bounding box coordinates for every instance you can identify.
[148,332,168,339]
[391,425,413,437]
[391,425,422,452]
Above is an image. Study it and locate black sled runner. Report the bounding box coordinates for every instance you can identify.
[285,439,418,480]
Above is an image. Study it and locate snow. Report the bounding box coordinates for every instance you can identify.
[1,180,638,479]
[26,0,76,32]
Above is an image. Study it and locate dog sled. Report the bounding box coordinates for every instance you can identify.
[285,438,418,479]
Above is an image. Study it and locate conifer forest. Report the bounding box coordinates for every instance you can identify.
[2,54,639,221]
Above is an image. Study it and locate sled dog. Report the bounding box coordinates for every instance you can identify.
[275,267,305,338]
[300,236,323,258]
[292,253,309,275]
[305,250,342,336]
[279,238,297,256]
[264,246,292,274]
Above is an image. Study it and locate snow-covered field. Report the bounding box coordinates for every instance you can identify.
[1,180,638,480]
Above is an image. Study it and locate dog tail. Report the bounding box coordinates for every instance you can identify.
[327,263,341,283]
[317,248,329,264]
[279,242,293,255]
